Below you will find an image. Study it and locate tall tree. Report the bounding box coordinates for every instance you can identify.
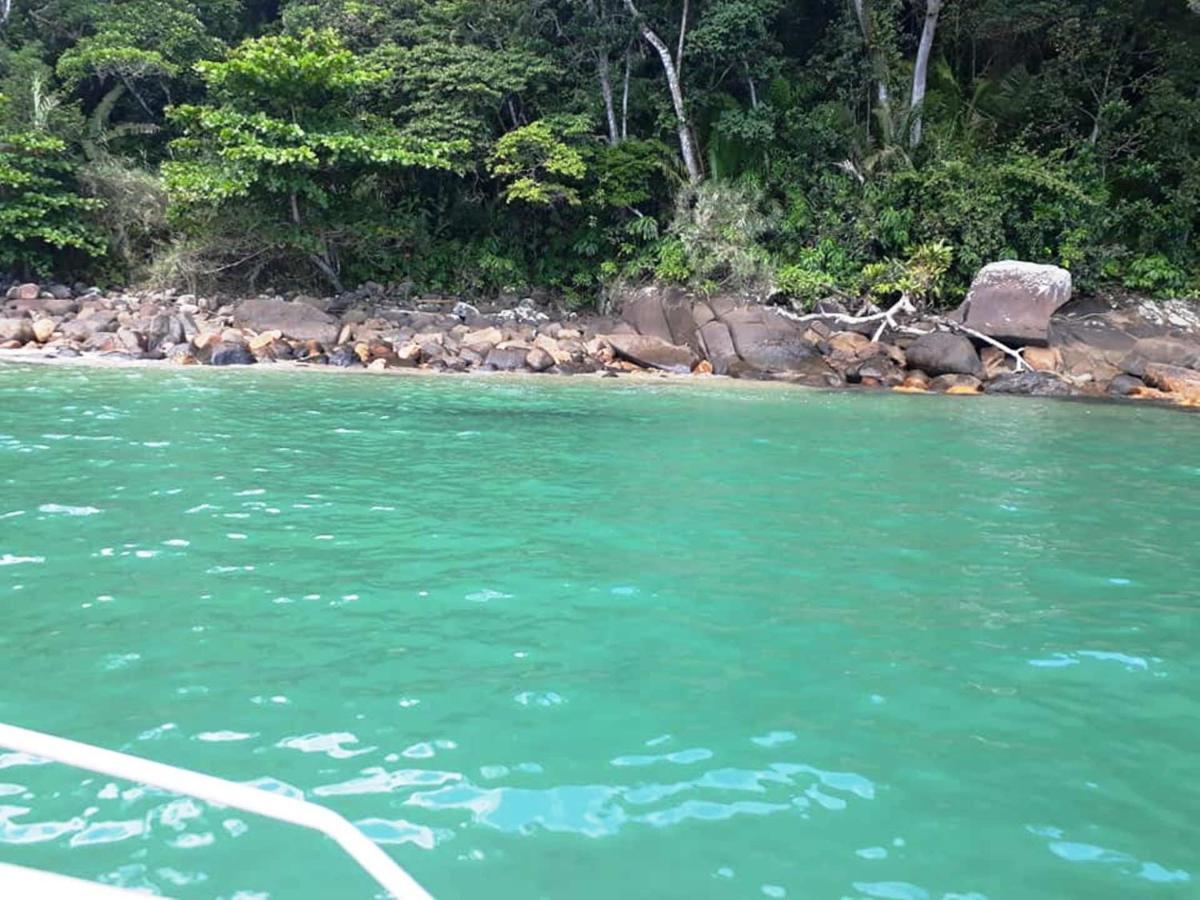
[623,0,703,183]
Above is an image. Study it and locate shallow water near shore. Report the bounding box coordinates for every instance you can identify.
[0,362,1197,899]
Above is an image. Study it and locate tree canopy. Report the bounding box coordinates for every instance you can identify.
[0,0,1197,302]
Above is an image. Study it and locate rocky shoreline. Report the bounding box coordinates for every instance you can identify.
[2,264,1200,408]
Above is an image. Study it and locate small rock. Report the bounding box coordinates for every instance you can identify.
[367,358,388,372]
[327,345,362,367]
[929,373,983,393]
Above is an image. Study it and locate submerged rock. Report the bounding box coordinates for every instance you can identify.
[985,371,1077,397]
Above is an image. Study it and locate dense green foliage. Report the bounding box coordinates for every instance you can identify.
[2,0,1199,303]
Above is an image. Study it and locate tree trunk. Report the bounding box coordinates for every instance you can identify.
[621,43,633,140]
[598,53,620,145]
[624,0,703,183]
[909,0,943,148]
[290,192,344,294]
[850,0,892,131]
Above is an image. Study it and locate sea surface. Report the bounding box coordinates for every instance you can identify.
[0,363,1197,899]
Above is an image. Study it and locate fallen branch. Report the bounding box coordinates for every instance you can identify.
[931,317,1035,371]
[780,295,913,331]
[871,296,916,343]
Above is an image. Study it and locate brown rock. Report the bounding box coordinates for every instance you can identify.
[31,318,56,343]
[979,346,1014,380]
[901,370,931,391]
[693,359,714,375]
[1119,337,1200,378]
[1141,363,1200,404]
[604,333,696,373]
[463,326,504,347]
[929,373,983,393]
[1022,345,1062,372]
[9,283,39,302]
[827,331,871,355]
[248,330,283,351]
[115,327,145,353]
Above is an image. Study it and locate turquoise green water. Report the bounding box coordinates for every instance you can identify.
[0,363,1197,900]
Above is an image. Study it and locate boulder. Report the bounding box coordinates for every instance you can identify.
[962,260,1073,346]
[4,295,77,317]
[146,313,186,350]
[485,346,531,371]
[46,284,72,300]
[721,306,817,372]
[233,297,339,346]
[985,371,1077,397]
[210,341,256,366]
[696,319,739,374]
[0,317,34,343]
[115,327,145,353]
[899,370,932,392]
[1108,373,1146,397]
[1118,337,1200,378]
[904,332,983,377]
[604,333,696,373]
[696,321,739,375]
[462,326,504,348]
[525,347,555,372]
[8,283,39,302]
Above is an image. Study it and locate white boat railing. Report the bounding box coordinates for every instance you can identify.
[0,722,433,900]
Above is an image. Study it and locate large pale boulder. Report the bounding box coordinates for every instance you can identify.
[233,297,339,346]
[962,261,1073,346]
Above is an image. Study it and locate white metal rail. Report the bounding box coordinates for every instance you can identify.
[0,722,433,900]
